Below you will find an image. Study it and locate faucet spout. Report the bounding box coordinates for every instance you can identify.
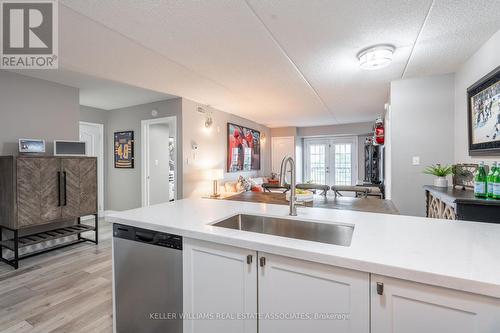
[279,156,297,216]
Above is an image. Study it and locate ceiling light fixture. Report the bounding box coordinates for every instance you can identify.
[357,45,395,70]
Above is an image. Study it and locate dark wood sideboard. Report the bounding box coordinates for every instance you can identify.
[0,156,98,268]
[424,185,500,223]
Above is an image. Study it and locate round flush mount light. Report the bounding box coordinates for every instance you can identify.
[357,45,395,70]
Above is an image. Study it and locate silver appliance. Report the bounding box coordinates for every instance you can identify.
[113,224,183,333]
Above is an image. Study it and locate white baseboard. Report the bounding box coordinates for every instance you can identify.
[80,210,116,221]
[104,210,119,217]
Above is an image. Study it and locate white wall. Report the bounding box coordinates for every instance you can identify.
[454,29,500,164]
[182,98,271,198]
[390,74,455,216]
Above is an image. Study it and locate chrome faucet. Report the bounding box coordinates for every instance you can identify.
[279,155,297,216]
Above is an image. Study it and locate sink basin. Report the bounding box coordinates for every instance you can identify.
[211,214,353,247]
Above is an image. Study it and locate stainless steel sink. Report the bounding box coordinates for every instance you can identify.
[212,214,353,247]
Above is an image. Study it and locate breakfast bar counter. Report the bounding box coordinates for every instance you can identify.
[223,191,399,215]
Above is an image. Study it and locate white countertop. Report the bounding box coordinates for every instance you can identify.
[107,198,500,298]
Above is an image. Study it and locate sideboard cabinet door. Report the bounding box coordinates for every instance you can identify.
[61,158,81,219]
[39,158,62,222]
[16,158,42,227]
[79,158,97,216]
[371,275,500,332]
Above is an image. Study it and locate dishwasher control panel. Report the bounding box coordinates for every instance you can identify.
[113,223,182,250]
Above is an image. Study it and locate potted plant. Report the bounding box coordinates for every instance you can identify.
[423,164,453,188]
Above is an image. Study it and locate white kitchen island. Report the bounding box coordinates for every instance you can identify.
[108,198,500,333]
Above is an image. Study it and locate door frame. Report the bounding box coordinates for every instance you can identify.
[303,136,358,186]
[141,116,177,207]
[79,121,104,216]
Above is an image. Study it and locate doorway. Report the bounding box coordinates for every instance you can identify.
[271,136,295,174]
[79,121,104,215]
[141,116,177,206]
[304,136,358,186]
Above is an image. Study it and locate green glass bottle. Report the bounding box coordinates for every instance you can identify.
[474,162,487,198]
[487,162,497,198]
[493,163,500,200]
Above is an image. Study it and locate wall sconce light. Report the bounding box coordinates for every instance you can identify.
[261,133,267,144]
[204,115,213,129]
[197,106,213,129]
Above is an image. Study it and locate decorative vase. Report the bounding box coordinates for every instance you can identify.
[434,177,448,188]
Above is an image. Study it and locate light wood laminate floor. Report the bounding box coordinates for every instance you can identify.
[0,219,113,333]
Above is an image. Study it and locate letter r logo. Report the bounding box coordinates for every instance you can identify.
[2,1,53,54]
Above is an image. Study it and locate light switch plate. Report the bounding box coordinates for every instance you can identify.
[412,156,420,166]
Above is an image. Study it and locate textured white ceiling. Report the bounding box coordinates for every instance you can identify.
[52,0,500,126]
[403,0,500,78]
[12,69,176,110]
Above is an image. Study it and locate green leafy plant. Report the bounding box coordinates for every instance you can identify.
[423,164,453,177]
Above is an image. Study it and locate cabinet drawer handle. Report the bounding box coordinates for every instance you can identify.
[259,256,266,267]
[246,254,253,265]
[63,171,67,206]
[376,282,384,295]
[57,171,61,207]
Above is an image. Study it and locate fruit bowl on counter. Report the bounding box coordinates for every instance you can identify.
[286,189,314,202]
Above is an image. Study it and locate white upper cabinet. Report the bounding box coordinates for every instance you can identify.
[183,238,257,333]
[371,274,500,333]
[258,252,370,333]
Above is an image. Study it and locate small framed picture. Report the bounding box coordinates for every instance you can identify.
[114,131,134,168]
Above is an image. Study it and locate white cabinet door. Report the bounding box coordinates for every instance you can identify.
[183,238,257,333]
[258,252,369,333]
[371,275,500,333]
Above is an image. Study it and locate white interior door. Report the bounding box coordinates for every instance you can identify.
[304,137,357,186]
[147,123,170,205]
[271,136,295,175]
[142,116,177,206]
[79,122,104,215]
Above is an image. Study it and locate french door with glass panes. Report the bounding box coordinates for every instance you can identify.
[304,137,357,186]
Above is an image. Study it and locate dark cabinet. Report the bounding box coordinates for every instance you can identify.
[0,156,98,229]
[424,185,500,223]
[1,155,98,269]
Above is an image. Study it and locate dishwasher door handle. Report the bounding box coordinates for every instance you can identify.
[135,232,154,243]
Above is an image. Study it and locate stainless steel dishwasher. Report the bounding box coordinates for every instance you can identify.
[113,223,182,333]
